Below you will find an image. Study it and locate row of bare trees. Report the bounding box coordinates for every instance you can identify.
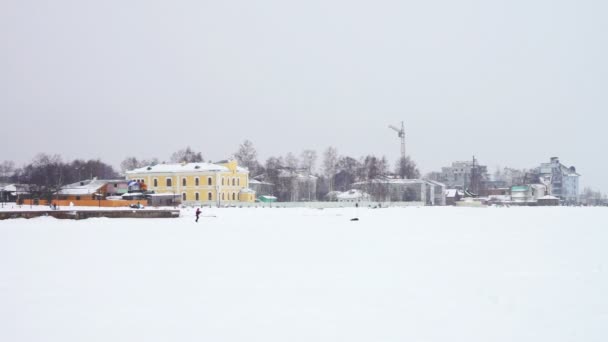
[1,141,421,202]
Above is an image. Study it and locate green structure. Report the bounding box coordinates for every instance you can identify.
[258,195,277,203]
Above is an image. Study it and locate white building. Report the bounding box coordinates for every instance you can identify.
[538,157,580,204]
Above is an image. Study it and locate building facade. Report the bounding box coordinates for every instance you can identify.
[537,157,580,204]
[125,160,255,205]
[429,160,488,192]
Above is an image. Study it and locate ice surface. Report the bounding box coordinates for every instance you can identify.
[1,207,607,342]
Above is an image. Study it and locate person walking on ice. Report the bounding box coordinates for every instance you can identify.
[195,207,201,222]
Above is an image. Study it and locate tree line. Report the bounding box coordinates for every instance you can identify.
[0,141,421,201]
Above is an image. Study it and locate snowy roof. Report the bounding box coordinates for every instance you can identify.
[58,179,108,195]
[352,178,428,186]
[277,169,317,179]
[146,193,180,197]
[0,184,17,192]
[539,195,559,200]
[425,179,446,187]
[337,189,369,200]
[239,188,255,194]
[127,163,228,174]
[126,162,249,174]
[446,189,459,197]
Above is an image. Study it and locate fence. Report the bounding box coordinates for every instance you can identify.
[187,201,427,209]
[22,199,148,208]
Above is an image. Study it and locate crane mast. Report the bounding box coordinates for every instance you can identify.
[388,121,406,160]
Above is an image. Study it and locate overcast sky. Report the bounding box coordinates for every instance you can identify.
[1,0,606,191]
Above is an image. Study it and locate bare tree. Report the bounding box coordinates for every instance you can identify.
[378,156,389,176]
[322,147,338,191]
[170,147,204,163]
[234,140,259,174]
[395,156,420,179]
[285,153,299,169]
[334,156,359,191]
[300,149,317,175]
[0,161,15,182]
[120,157,141,173]
[120,157,159,173]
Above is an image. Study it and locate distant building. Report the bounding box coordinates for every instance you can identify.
[445,189,463,206]
[125,160,255,205]
[510,184,547,204]
[536,157,580,204]
[428,159,488,192]
[337,189,371,202]
[57,179,129,201]
[352,178,446,205]
[249,179,275,197]
[0,184,30,203]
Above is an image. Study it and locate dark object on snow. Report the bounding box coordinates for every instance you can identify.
[195,208,201,222]
[350,218,359,221]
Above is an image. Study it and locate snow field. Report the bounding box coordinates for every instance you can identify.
[1,207,607,342]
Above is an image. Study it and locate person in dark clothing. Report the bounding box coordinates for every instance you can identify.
[195,208,201,222]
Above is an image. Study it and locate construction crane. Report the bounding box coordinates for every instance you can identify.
[388,121,406,160]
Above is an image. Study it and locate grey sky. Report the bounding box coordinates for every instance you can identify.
[1,0,607,191]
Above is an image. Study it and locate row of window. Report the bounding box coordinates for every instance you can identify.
[181,192,239,201]
[151,177,242,188]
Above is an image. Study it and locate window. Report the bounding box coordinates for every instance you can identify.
[76,196,81,200]
[222,193,225,200]
[232,178,235,186]
[222,178,225,186]
[182,178,187,186]
[237,178,240,186]
[195,177,199,186]
[232,193,236,200]
[208,177,212,186]
[195,192,199,201]
[153,179,158,187]
[208,192,212,200]
[182,193,187,201]
[166,178,172,187]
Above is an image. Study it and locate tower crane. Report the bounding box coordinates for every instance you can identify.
[388,121,406,160]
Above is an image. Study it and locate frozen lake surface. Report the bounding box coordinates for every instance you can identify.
[1,207,607,341]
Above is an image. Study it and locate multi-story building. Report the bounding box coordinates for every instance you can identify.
[537,157,580,203]
[125,160,255,205]
[429,160,488,191]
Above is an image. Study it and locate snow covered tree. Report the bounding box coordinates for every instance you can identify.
[234,140,259,174]
[170,147,204,163]
[395,156,420,179]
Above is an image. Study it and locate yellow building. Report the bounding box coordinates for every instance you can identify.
[125,160,255,204]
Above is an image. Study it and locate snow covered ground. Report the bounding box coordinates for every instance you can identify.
[1,207,607,342]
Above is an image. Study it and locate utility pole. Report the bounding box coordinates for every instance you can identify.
[470,155,480,196]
